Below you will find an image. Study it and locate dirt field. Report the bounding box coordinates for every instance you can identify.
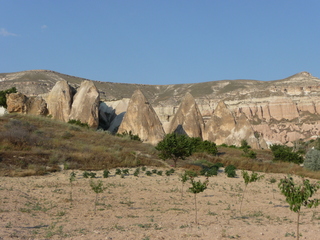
[1,167,320,240]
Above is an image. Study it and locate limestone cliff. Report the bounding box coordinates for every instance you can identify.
[117,89,165,145]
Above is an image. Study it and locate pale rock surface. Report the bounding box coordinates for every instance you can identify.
[225,113,265,149]
[26,96,48,116]
[0,106,7,116]
[117,89,165,145]
[46,80,72,122]
[99,98,130,133]
[6,92,28,113]
[69,80,100,128]
[168,92,204,138]
[204,101,236,145]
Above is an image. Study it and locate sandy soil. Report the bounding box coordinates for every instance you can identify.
[1,167,320,240]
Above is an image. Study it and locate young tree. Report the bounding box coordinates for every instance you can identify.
[179,171,190,199]
[240,170,264,214]
[155,133,192,167]
[69,171,76,202]
[90,180,105,214]
[278,176,320,240]
[189,177,209,224]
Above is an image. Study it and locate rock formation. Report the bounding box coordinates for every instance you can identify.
[4,70,320,146]
[69,80,100,128]
[204,101,237,145]
[168,92,204,138]
[26,96,48,116]
[117,89,165,145]
[6,92,28,114]
[0,106,7,116]
[46,80,73,122]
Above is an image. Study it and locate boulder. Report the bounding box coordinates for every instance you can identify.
[46,80,73,122]
[26,96,48,116]
[117,89,165,145]
[6,92,28,113]
[169,92,204,138]
[69,80,100,128]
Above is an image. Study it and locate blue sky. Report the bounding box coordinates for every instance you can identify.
[1,0,320,84]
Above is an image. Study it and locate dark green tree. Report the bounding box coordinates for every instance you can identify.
[0,87,17,108]
[155,133,192,167]
[270,144,303,164]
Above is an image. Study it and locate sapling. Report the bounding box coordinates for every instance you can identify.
[240,170,264,214]
[122,169,130,175]
[189,177,209,224]
[90,180,106,214]
[103,170,110,178]
[145,171,152,176]
[278,176,320,240]
[69,171,76,202]
[157,170,163,176]
[133,168,140,177]
[179,171,190,198]
[115,169,122,175]
[268,177,277,199]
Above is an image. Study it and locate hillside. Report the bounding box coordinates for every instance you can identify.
[2,70,320,147]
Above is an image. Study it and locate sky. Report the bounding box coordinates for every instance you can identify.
[1,0,320,85]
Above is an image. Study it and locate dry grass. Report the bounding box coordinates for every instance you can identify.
[1,114,320,179]
[0,114,165,177]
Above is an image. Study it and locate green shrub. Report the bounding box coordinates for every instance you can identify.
[304,149,320,171]
[116,131,141,141]
[115,169,122,175]
[156,170,163,176]
[225,165,237,178]
[133,168,140,177]
[68,119,89,129]
[145,171,152,176]
[0,87,17,108]
[270,144,303,164]
[103,170,110,178]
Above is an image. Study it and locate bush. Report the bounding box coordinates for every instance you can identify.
[189,137,218,155]
[225,165,237,178]
[116,131,141,141]
[270,144,303,164]
[103,170,110,178]
[0,87,17,108]
[304,149,320,171]
[68,119,89,129]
